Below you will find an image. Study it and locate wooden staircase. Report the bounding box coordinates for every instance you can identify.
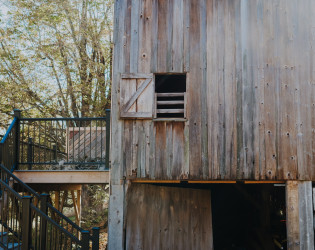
[0,164,100,249]
[0,110,110,249]
[0,236,20,250]
[0,232,21,250]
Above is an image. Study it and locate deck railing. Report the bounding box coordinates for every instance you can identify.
[1,110,111,171]
[0,109,110,249]
[0,164,99,249]
[0,110,20,171]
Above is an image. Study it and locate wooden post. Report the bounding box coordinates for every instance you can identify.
[71,190,80,225]
[108,184,126,250]
[298,182,314,250]
[286,181,314,250]
[105,109,111,170]
[60,191,67,213]
[77,189,81,226]
[55,191,60,211]
[108,0,127,248]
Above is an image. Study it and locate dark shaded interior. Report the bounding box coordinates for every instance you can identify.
[155,74,186,93]
[211,184,286,250]
[155,74,186,118]
[153,183,287,250]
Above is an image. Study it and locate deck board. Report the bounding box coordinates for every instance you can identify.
[14,170,109,184]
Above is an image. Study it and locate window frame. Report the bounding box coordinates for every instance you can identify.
[153,73,187,120]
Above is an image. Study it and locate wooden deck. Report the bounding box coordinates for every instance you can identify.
[14,170,110,184]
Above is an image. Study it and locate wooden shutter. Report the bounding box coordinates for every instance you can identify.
[120,73,154,119]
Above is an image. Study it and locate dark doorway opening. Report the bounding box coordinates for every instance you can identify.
[211,184,287,250]
[149,183,287,249]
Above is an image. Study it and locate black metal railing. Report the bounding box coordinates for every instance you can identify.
[0,110,21,171]
[0,164,100,249]
[1,109,111,171]
[0,109,110,249]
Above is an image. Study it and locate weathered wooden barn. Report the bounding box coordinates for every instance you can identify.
[109,0,315,249]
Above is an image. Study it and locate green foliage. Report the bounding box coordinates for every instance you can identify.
[0,0,113,130]
[81,184,109,229]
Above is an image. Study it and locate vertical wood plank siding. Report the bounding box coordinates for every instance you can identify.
[125,184,213,249]
[113,0,315,181]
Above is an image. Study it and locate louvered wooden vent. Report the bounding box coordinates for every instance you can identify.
[155,92,186,118]
[155,74,186,118]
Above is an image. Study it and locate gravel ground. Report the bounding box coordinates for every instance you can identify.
[99,232,108,249]
[89,231,107,249]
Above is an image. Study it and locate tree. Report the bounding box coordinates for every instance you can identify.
[0,0,113,129]
[0,1,113,232]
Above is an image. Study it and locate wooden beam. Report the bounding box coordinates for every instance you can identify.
[188,180,236,184]
[121,73,153,79]
[77,190,81,227]
[60,191,68,213]
[108,184,126,250]
[286,181,314,250]
[156,93,185,97]
[156,109,184,114]
[244,181,285,184]
[107,0,127,248]
[131,180,236,184]
[298,182,314,250]
[13,171,109,184]
[122,78,152,113]
[131,180,286,184]
[120,112,153,118]
[130,180,181,183]
[153,118,187,122]
[27,184,82,191]
[157,100,185,105]
[71,191,80,225]
[55,191,60,211]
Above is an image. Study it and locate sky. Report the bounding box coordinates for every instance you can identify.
[0,1,9,18]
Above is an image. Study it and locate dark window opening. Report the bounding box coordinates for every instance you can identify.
[155,74,186,118]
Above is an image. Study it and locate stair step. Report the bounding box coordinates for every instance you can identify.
[0,232,21,250]
[0,232,7,245]
[0,242,21,250]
